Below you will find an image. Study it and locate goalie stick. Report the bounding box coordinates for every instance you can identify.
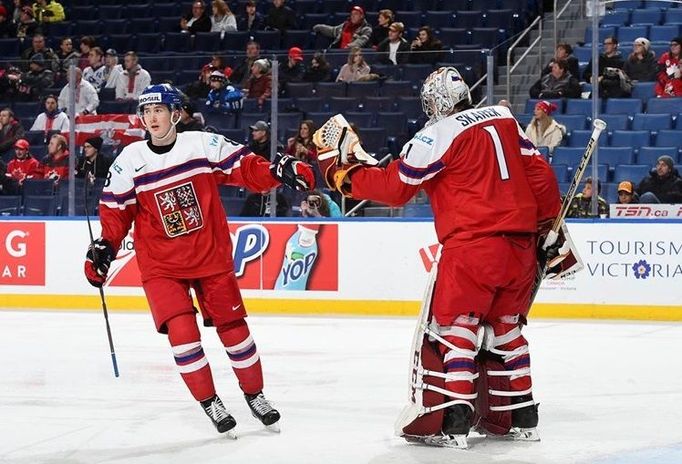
[84,171,120,378]
[527,118,607,310]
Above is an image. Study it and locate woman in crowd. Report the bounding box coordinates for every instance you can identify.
[409,26,443,65]
[524,100,566,154]
[302,52,331,82]
[623,37,658,82]
[210,0,237,33]
[286,119,316,163]
[336,47,370,82]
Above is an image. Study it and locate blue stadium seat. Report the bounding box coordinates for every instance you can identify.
[600,10,630,27]
[137,33,163,53]
[395,11,423,28]
[602,182,619,204]
[73,20,102,36]
[382,0,409,10]
[126,4,154,19]
[637,146,680,165]
[403,203,434,217]
[102,19,128,34]
[614,1,642,10]
[0,196,22,216]
[598,147,636,166]
[194,32,223,52]
[315,82,347,98]
[158,16,180,33]
[413,0,446,10]
[583,26,616,45]
[630,9,663,25]
[376,112,408,135]
[470,28,501,48]
[359,127,387,154]
[646,97,682,114]
[485,9,514,30]
[676,113,682,129]
[153,2,182,16]
[452,10,479,29]
[238,112,269,131]
[361,97,393,113]
[71,6,98,20]
[578,163,610,182]
[551,164,569,182]
[294,0,319,14]
[570,130,609,147]
[328,97,359,113]
[655,129,682,146]
[381,81,415,97]
[610,130,651,148]
[282,30,313,49]
[649,25,680,42]
[438,28,470,48]
[554,115,587,132]
[552,147,584,165]
[665,9,682,24]
[203,112,237,131]
[276,113,304,138]
[294,97,325,114]
[253,30,281,50]
[395,96,422,119]
[631,81,656,103]
[285,82,315,99]
[108,34,135,53]
[301,13,331,30]
[23,195,57,216]
[632,113,672,131]
[599,114,630,131]
[614,164,650,183]
[344,112,373,127]
[220,129,247,145]
[617,25,649,43]
[346,81,380,98]
[164,33,192,52]
[129,17,158,33]
[401,64,434,82]
[306,111,335,128]
[564,99,594,116]
[604,98,642,115]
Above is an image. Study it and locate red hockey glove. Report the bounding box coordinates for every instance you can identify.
[84,238,116,288]
[270,153,315,191]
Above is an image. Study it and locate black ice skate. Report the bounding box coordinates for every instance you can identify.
[200,395,237,435]
[509,395,540,442]
[245,391,281,432]
[438,404,473,449]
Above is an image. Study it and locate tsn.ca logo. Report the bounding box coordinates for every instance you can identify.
[138,93,162,105]
[612,205,682,217]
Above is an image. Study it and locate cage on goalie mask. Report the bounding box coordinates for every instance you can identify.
[420,67,472,123]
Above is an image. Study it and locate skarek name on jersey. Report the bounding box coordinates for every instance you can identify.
[455,108,503,127]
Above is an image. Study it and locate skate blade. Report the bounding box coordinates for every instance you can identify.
[224,430,238,440]
[265,421,281,433]
[403,433,469,449]
[507,427,540,442]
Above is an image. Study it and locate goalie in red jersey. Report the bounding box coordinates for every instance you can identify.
[314,67,562,448]
[83,84,315,435]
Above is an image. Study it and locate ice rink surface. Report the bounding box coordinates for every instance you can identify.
[1,310,682,464]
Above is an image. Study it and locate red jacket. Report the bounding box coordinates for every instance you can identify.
[7,156,42,183]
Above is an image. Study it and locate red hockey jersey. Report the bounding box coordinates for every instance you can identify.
[7,156,42,183]
[99,132,279,282]
[351,105,561,245]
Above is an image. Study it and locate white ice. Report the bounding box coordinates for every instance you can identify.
[1,311,682,464]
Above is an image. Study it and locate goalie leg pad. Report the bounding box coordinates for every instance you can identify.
[474,317,537,435]
[398,337,447,437]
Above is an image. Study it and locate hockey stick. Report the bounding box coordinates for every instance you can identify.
[527,118,607,311]
[83,170,120,378]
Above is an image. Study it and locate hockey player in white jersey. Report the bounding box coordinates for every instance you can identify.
[84,84,315,434]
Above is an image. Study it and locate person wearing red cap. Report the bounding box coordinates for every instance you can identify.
[279,47,305,94]
[7,139,42,185]
[524,100,566,154]
[313,5,372,49]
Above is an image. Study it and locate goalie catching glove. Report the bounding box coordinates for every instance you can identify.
[537,220,583,280]
[270,153,315,191]
[312,114,378,197]
[84,238,116,288]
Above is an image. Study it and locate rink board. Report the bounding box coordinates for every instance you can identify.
[1,218,681,321]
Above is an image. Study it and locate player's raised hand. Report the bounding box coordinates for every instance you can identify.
[270,153,315,191]
[84,238,116,288]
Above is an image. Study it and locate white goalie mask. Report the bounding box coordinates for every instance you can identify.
[420,67,472,123]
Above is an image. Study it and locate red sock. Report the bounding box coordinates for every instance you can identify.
[217,319,264,395]
[167,313,216,402]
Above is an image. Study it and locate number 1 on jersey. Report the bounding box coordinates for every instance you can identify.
[483,125,510,180]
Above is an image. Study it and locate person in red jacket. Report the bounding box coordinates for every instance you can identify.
[316,67,562,447]
[83,84,314,435]
[6,138,42,185]
[655,36,682,97]
[40,133,69,183]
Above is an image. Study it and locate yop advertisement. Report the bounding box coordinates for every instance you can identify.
[105,222,338,291]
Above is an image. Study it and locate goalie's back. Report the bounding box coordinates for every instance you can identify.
[400,105,560,244]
